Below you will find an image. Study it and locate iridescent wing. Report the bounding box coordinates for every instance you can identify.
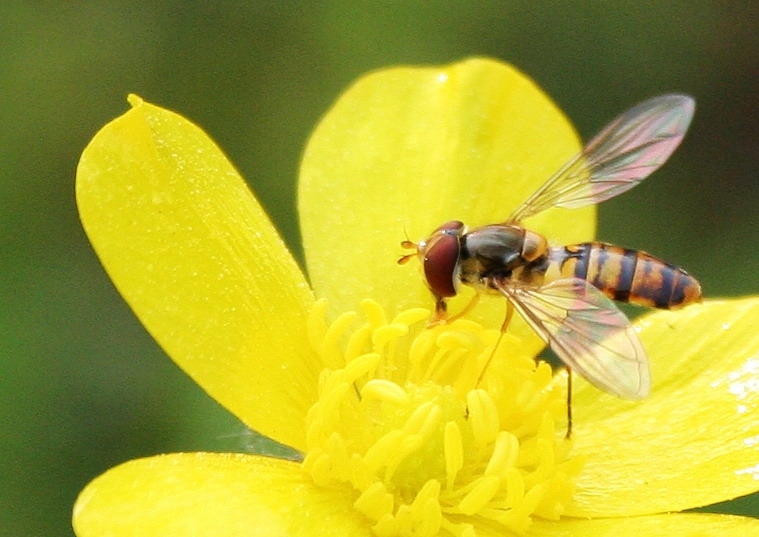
[507,94,695,223]
[493,277,650,399]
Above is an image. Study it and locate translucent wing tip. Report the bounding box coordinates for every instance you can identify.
[648,93,696,130]
[658,93,695,108]
[620,364,651,400]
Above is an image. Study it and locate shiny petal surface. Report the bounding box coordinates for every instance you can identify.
[567,297,759,516]
[73,453,368,537]
[299,58,591,349]
[529,513,759,536]
[77,96,317,451]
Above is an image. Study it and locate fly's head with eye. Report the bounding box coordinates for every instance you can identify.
[398,220,466,312]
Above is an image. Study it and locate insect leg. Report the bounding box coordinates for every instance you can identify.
[476,300,515,385]
[446,293,481,323]
[424,295,449,326]
[429,292,483,327]
[565,367,573,440]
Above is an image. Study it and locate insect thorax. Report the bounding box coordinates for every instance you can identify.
[459,224,550,293]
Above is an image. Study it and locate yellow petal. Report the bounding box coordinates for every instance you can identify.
[568,297,759,516]
[299,58,590,348]
[73,453,368,537]
[530,512,759,536]
[76,96,317,451]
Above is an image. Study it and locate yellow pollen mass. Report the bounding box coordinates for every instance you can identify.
[302,299,583,536]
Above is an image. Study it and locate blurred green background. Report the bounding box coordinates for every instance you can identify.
[2,2,758,535]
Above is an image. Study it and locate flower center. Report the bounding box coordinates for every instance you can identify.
[302,299,582,536]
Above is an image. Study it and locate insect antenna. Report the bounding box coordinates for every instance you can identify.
[397,226,418,264]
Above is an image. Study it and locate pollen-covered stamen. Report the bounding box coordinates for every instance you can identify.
[303,299,583,536]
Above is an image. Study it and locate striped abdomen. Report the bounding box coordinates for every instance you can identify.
[548,242,702,309]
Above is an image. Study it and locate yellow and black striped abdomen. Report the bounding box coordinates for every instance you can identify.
[549,242,702,309]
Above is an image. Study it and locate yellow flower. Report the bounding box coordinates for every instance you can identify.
[73,58,759,536]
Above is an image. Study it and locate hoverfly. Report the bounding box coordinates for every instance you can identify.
[399,94,702,437]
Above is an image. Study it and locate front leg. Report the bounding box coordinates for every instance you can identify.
[428,292,482,327]
[428,294,448,326]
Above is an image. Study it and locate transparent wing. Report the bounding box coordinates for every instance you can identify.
[494,278,650,399]
[507,94,695,223]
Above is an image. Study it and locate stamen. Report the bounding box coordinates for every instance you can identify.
[443,421,463,492]
[303,299,582,536]
[466,389,500,447]
[484,431,520,476]
[362,379,410,405]
[457,475,500,514]
[320,310,358,368]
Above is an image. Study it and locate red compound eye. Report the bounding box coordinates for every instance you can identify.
[422,221,464,298]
